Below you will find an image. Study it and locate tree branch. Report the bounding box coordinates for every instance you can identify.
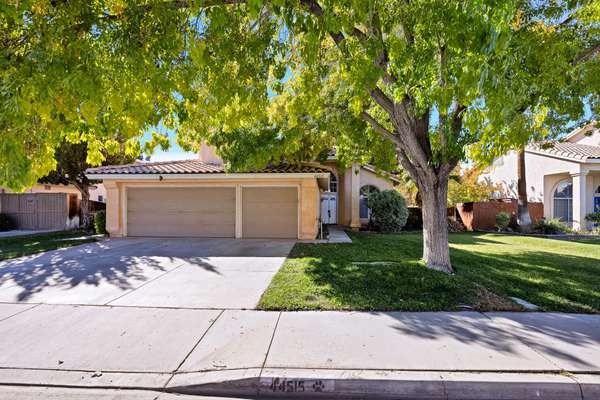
[371,11,397,85]
[573,41,600,65]
[359,111,396,140]
[369,87,395,115]
[360,111,426,184]
[300,0,397,85]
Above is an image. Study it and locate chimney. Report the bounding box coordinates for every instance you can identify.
[198,142,223,165]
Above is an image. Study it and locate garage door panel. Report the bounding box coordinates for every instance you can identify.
[127,187,235,237]
[242,187,298,239]
[127,212,234,225]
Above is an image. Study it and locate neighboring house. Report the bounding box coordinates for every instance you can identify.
[480,122,600,230]
[85,144,398,239]
[0,183,107,203]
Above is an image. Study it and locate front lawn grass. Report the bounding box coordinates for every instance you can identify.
[258,232,600,313]
[0,230,97,261]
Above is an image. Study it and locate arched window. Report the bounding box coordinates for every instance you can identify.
[360,185,380,219]
[553,180,573,223]
[329,175,338,193]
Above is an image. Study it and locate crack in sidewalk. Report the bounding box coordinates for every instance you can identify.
[162,309,225,390]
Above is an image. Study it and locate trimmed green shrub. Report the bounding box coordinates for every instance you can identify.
[585,212,600,224]
[495,212,511,231]
[405,207,423,230]
[367,190,409,233]
[532,218,570,234]
[94,210,106,235]
[0,213,16,231]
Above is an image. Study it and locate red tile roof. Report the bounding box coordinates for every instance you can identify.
[86,159,330,175]
[527,142,600,161]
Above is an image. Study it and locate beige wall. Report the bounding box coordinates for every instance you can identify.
[103,177,321,240]
[480,147,600,230]
[480,150,582,202]
[320,161,396,226]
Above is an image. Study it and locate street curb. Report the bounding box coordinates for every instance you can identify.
[1,368,597,399]
[165,369,599,399]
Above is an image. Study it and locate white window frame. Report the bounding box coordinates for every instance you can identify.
[552,179,573,223]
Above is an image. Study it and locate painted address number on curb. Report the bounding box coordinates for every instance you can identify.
[261,378,334,393]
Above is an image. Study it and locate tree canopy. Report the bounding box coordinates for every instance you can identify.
[1,0,598,272]
[3,1,596,185]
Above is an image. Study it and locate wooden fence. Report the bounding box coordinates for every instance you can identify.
[0,193,79,230]
[452,199,543,231]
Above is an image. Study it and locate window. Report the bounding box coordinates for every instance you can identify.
[44,185,52,190]
[360,185,380,219]
[98,195,104,203]
[553,180,573,223]
[329,175,337,193]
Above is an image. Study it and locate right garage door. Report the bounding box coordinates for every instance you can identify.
[242,187,298,238]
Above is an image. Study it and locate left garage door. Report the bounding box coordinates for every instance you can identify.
[126,187,236,237]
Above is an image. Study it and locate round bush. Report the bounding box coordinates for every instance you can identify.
[585,212,600,224]
[94,210,107,235]
[532,218,570,234]
[367,190,409,233]
[495,211,511,231]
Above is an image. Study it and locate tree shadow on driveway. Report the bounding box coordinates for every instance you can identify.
[0,239,226,302]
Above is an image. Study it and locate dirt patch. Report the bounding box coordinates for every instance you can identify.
[470,285,524,312]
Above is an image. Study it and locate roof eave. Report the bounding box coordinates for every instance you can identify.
[565,120,597,140]
[85,172,331,181]
[525,148,600,163]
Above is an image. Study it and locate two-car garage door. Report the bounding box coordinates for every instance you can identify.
[127,187,236,237]
[126,186,298,238]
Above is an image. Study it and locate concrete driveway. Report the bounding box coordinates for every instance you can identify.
[0,238,294,309]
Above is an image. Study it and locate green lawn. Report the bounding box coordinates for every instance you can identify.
[0,230,98,261]
[258,232,600,313]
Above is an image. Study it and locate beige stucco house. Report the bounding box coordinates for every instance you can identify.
[480,122,600,230]
[85,144,398,239]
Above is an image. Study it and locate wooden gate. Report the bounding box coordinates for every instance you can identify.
[0,193,76,230]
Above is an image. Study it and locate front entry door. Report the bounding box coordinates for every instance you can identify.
[320,193,337,224]
[595,196,600,212]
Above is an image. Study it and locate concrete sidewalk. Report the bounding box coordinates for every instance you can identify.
[0,304,598,399]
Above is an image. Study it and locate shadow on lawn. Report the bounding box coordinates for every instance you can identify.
[0,238,229,302]
[294,232,600,313]
[450,246,600,313]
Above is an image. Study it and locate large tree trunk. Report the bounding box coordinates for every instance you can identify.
[76,184,92,230]
[517,148,531,229]
[419,174,454,274]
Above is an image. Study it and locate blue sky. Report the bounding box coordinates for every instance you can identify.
[141,125,196,162]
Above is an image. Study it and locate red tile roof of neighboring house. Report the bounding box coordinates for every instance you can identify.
[86,159,330,175]
[527,142,600,161]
